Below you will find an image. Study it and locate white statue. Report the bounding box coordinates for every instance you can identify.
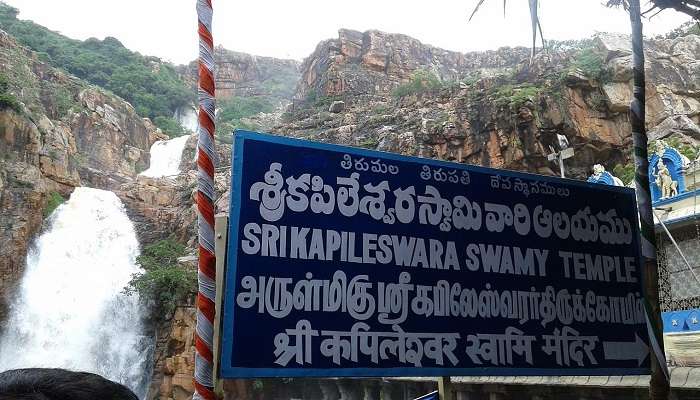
[591,164,624,186]
[655,160,678,199]
[654,140,667,158]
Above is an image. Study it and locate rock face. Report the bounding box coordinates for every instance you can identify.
[296,29,530,99]
[0,29,162,319]
[2,20,700,400]
[181,46,301,104]
[279,31,700,180]
[149,307,197,400]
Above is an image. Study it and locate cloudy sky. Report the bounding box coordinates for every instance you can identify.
[4,0,693,64]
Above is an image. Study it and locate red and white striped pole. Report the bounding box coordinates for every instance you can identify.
[194,0,216,399]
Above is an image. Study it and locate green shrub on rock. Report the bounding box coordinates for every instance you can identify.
[392,69,444,98]
[43,191,65,218]
[124,238,195,317]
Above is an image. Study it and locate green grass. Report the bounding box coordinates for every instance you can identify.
[392,69,444,98]
[0,72,21,113]
[44,191,65,218]
[492,84,542,110]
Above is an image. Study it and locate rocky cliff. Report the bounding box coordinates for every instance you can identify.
[180,46,300,103]
[1,19,700,400]
[277,30,700,180]
[0,29,166,320]
[297,28,530,99]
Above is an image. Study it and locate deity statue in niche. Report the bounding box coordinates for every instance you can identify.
[655,159,678,199]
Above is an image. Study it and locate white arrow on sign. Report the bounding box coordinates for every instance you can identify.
[603,333,649,366]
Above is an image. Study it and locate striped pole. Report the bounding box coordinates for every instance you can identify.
[628,1,669,399]
[194,0,216,399]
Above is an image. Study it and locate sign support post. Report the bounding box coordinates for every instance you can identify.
[438,377,454,400]
[213,214,229,392]
[628,1,669,399]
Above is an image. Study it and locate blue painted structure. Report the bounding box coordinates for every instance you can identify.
[587,171,618,186]
[662,309,700,333]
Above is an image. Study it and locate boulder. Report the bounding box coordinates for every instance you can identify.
[328,100,346,113]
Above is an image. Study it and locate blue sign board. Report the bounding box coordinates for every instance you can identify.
[221,130,651,378]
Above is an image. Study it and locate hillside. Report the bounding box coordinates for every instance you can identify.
[0,10,699,399]
[273,29,700,181]
[0,1,301,139]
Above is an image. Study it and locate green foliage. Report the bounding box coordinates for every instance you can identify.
[571,47,610,83]
[125,238,195,316]
[613,163,635,185]
[358,137,379,149]
[215,96,273,138]
[493,84,541,110]
[662,21,700,40]
[392,69,444,98]
[303,90,341,109]
[0,72,21,112]
[588,91,607,111]
[154,116,186,138]
[666,137,699,161]
[371,104,391,115]
[44,191,65,218]
[0,3,193,120]
[53,86,75,118]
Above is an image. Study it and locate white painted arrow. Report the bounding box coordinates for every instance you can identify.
[603,333,650,366]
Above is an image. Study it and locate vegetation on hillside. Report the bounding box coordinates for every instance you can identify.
[0,72,21,112]
[570,47,611,83]
[393,69,445,98]
[124,238,196,316]
[0,3,192,129]
[43,191,65,218]
[215,96,275,139]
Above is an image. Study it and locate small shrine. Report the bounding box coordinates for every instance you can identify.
[649,140,691,203]
[588,139,700,366]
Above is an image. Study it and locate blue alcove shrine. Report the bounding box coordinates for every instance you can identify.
[649,147,687,203]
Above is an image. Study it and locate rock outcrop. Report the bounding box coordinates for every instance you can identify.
[181,46,300,104]
[2,20,699,400]
[296,29,530,99]
[278,30,700,181]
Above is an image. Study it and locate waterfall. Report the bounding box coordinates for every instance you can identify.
[174,106,198,133]
[140,134,190,178]
[0,187,153,398]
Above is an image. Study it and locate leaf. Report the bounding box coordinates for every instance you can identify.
[528,0,540,59]
[468,0,488,21]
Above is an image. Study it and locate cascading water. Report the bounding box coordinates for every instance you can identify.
[0,187,153,398]
[140,134,190,178]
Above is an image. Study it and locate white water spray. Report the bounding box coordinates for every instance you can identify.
[0,187,152,398]
[140,134,190,178]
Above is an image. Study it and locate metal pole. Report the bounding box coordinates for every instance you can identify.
[558,153,565,178]
[628,1,669,399]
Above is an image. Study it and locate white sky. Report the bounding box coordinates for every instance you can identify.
[4,0,693,64]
